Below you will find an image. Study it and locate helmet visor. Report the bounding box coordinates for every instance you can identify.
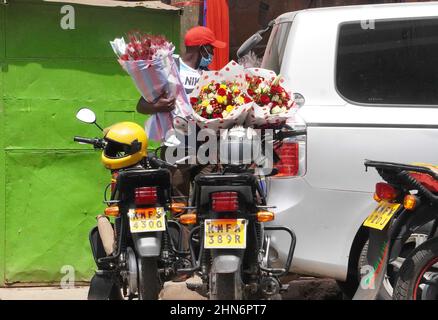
[104,139,136,159]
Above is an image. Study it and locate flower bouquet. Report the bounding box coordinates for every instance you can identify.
[183,61,253,132]
[110,32,192,141]
[244,68,297,127]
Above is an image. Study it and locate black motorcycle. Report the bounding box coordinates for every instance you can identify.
[74,108,189,300]
[177,125,303,300]
[353,160,438,300]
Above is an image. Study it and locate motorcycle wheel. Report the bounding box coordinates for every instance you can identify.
[209,272,243,300]
[137,257,161,300]
[393,237,438,300]
[338,233,426,300]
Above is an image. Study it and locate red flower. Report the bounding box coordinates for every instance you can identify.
[260,94,271,105]
[215,83,220,90]
[247,88,255,96]
[244,95,252,104]
[217,88,227,96]
[190,97,198,106]
[270,85,283,95]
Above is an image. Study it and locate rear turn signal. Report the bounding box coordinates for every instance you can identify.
[180,213,197,225]
[171,202,186,215]
[104,206,119,217]
[403,195,418,210]
[256,211,275,222]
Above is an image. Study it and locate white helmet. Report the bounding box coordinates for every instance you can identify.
[219,126,262,166]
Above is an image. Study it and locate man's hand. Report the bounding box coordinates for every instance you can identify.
[137,92,176,114]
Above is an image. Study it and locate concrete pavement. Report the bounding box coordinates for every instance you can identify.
[0,277,341,300]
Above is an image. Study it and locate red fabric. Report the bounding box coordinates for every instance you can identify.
[205,0,229,70]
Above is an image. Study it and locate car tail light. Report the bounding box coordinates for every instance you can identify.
[273,114,306,178]
[374,183,398,202]
[135,187,157,206]
[212,192,239,212]
[275,142,299,177]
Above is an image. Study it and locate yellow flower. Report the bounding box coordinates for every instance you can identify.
[216,95,226,104]
[226,105,234,113]
[201,100,209,107]
[220,84,227,90]
[202,85,209,92]
[235,96,244,105]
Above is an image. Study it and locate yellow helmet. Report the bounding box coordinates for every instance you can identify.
[101,122,148,170]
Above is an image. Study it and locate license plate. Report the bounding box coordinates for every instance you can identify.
[204,219,247,249]
[129,207,166,233]
[363,201,401,230]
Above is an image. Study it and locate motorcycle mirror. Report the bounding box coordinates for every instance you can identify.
[237,20,275,58]
[76,108,96,124]
[76,107,103,131]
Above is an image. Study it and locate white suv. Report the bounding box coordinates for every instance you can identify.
[255,2,438,297]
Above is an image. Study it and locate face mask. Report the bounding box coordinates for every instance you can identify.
[199,46,213,68]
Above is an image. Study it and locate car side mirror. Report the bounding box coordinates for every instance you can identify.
[237,20,275,58]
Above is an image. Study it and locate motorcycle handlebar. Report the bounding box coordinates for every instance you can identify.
[148,156,177,169]
[74,136,105,149]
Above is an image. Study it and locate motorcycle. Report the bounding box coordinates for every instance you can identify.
[74,108,190,300]
[177,125,302,300]
[353,160,438,300]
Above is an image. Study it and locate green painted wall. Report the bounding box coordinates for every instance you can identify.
[0,0,180,285]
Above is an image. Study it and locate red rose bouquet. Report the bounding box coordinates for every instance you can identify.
[244,68,298,127]
[111,32,192,141]
[190,80,252,120]
[184,61,253,132]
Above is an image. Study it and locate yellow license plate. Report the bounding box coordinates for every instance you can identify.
[363,201,401,230]
[129,207,166,233]
[204,219,247,249]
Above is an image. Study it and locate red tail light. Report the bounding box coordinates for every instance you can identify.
[212,192,239,212]
[135,187,157,206]
[375,183,398,201]
[275,142,299,177]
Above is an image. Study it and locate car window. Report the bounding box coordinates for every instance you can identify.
[336,18,438,106]
[262,22,292,73]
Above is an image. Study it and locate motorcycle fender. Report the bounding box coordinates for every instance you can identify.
[211,255,241,274]
[353,227,390,300]
[132,232,162,258]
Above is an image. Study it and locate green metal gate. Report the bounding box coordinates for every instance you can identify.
[0,0,180,285]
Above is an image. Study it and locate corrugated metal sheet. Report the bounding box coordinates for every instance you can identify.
[0,0,179,285]
[44,0,180,11]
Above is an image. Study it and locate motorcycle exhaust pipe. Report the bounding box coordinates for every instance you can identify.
[97,215,115,256]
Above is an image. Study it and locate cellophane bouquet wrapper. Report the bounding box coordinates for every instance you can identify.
[244,68,297,128]
[182,61,252,133]
[110,36,192,141]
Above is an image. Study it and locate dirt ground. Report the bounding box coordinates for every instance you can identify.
[0,276,342,300]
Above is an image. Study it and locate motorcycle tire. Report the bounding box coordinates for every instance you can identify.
[137,257,161,300]
[209,272,243,300]
[393,237,438,300]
